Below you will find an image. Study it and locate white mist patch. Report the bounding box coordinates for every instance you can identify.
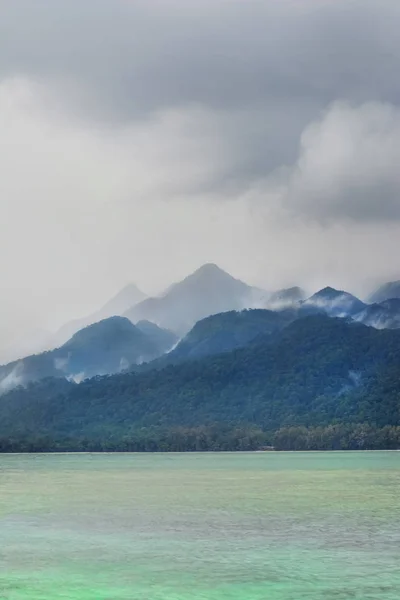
[67,372,86,384]
[348,371,362,387]
[54,355,70,372]
[119,357,129,371]
[353,305,400,330]
[0,362,25,393]
[166,338,182,354]
[245,288,269,309]
[264,297,302,311]
[353,310,386,329]
[304,293,356,317]
[338,370,362,396]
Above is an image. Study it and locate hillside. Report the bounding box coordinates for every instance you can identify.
[0,317,168,391]
[1,315,399,450]
[168,309,293,361]
[124,263,265,335]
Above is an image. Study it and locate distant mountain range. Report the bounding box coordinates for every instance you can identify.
[1,264,400,451]
[1,264,400,396]
[29,265,400,356]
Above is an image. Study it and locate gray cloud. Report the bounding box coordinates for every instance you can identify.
[2,0,400,178]
[275,101,400,222]
[1,0,400,361]
[2,1,400,116]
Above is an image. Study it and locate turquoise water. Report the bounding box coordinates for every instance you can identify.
[1,452,399,599]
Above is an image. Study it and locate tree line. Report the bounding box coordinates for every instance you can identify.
[1,423,399,452]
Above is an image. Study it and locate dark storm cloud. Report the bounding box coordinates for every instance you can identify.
[2,0,400,205]
[2,0,400,181]
[2,0,400,117]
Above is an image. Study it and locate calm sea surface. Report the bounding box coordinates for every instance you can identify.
[1,452,399,599]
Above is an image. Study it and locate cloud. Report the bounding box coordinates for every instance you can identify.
[2,0,400,122]
[277,101,400,222]
[0,362,25,393]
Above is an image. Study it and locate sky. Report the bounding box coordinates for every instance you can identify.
[1,0,400,360]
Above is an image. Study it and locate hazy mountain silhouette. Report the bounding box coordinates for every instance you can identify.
[368,280,400,304]
[265,286,306,310]
[125,263,265,335]
[52,283,147,347]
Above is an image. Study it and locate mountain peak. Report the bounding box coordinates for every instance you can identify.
[183,263,239,284]
[63,316,140,349]
[304,287,365,318]
[99,282,146,317]
[313,286,344,298]
[195,262,223,274]
[125,264,265,335]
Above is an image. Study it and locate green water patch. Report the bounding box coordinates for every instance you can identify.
[1,452,400,599]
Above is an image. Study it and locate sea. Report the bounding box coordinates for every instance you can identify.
[1,451,399,599]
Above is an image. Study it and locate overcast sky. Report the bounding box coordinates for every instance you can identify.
[1,0,400,360]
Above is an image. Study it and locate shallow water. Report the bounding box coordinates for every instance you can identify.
[1,452,399,599]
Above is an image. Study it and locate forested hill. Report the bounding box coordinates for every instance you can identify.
[0,317,175,391]
[149,308,294,367]
[1,315,400,451]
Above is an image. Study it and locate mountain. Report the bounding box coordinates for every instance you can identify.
[124,263,266,335]
[1,315,400,449]
[353,298,400,330]
[368,280,400,304]
[52,283,147,347]
[303,287,366,317]
[265,286,306,310]
[167,309,293,361]
[0,316,166,392]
